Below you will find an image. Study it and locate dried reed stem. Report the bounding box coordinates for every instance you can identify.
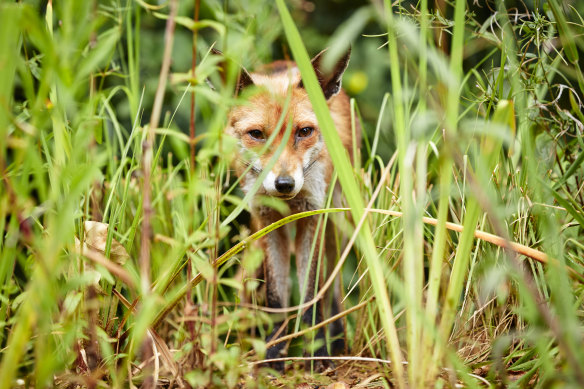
[140,0,178,293]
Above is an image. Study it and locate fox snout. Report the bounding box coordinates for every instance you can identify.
[262,166,305,198]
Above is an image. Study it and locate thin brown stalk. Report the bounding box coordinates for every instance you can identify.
[78,248,136,289]
[140,0,178,293]
[368,209,549,264]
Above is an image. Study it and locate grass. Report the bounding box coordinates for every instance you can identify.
[1,0,584,387]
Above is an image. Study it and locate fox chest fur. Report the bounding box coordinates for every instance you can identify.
[223,49,359,371]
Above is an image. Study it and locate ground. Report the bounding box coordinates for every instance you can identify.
[267,361,390,388]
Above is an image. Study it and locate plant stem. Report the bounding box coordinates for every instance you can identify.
[140,0,178,293]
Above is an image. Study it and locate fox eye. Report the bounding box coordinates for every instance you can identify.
[297,127,314,138]
[247,129,265,140]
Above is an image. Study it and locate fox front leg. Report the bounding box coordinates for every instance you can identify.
[256,209,291,372]
[295,215,330,370]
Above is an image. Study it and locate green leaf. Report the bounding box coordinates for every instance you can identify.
[153,12,225,36]
[218,278,242,290]
[192,254,214,282]
[548,0,578,64]
[77,28,121,82]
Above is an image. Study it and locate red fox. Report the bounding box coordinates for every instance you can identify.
[221,48,359,371]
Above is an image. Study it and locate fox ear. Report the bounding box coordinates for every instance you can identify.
[210,48,254,95]
[299,47,351,99]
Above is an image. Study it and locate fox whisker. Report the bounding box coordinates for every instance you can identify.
[303,158,318,175]
[238,158,262,175]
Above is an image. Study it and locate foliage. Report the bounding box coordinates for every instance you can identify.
[1,0,584,387]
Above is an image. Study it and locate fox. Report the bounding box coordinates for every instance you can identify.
[221,48,360,371]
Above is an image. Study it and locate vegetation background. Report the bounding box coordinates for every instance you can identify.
[1,0,584,387]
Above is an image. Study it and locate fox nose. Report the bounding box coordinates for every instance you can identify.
[274,176,295,194]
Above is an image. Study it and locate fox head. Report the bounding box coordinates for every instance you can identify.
[223,49,352,207]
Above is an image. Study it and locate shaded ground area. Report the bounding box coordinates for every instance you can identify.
[268,361,390,388]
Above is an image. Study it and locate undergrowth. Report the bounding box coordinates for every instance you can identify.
[1,0,584,388]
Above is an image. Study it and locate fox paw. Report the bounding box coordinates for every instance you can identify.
[267,360,285,374]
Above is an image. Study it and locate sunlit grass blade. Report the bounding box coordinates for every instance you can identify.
[275,1,406,386]
[425,0,467,382]
[380,0,425,386]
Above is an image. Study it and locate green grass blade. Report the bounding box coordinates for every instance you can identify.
[426,0,468,381]
[275,1,406,386]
